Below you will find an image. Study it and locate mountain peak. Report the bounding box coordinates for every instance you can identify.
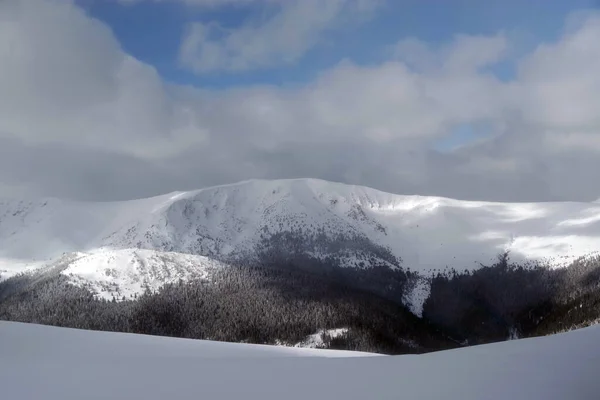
[2,177,600,309]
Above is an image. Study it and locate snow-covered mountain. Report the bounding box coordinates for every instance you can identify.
[2,178,600,303]
[2,321,599,399]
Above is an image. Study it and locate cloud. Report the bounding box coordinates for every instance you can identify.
[515,14,600,134]
[119,0,279,6]
[0,0,208,159]
[392,33,509,73]
[1,1,600,202]
[179,0,377,72]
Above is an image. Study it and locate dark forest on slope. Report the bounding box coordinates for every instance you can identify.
[0,264,454,354]
[423,253,600,345]
[1,252,600,354]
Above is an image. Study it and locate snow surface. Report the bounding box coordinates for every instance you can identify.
[291,327,349,348]
[406,277,431,317]
[61,249,225,300]
[1,320,599,399]
[2,178,600,303]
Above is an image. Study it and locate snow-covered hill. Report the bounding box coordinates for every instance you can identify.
[1,320,598,399]
[2,178,600,301]
[60,249,225,300]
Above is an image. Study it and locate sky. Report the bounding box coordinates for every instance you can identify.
[1,0,600,202]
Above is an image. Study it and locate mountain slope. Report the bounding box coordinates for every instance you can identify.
[2,321,599,399]
[61,249,225,300]
[2,178,600,306]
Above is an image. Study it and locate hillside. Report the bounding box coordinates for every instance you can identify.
[1,321,598,399]
[2,178,600,351]
[2,178,600,304]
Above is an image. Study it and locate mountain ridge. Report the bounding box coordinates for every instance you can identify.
[2,177,600,315]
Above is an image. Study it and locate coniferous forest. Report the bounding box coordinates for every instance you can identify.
[1,253,600,354]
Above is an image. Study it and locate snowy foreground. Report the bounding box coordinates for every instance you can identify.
[1,321,599,399]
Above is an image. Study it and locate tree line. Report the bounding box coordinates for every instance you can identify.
[0,263,454,354]
[1,251,599,353]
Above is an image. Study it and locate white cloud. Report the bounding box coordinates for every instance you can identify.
[515,14,600,134]
[179,0,377,72]
[392,33,508,73]
[2,1,600,202]
[0,0,208,159]
[119,0,279,5]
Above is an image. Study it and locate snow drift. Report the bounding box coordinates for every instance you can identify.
[1,321,598,399]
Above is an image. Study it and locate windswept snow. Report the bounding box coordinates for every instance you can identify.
[406,277,431,317]
[290,327,349,349]
[1,321,599,399]
[2,178,600,300]
[61,249,224,300]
